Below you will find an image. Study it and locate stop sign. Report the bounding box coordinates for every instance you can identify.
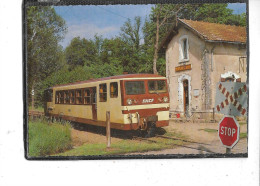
[218,116,240,148]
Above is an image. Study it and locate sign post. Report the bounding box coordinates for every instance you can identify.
[218,115,240,153]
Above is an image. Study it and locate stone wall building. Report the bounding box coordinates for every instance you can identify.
[161,19,247,119]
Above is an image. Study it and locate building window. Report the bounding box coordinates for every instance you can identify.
[84,88,91,104]
[110,82,118,98]
[99,84,107,102]
[179,35,189,62]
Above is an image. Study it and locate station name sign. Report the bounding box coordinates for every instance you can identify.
[175,64,191,72]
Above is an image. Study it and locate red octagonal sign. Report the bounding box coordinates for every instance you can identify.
[218,116,240,148]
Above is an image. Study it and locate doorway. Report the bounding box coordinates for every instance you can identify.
[183,79,189,116]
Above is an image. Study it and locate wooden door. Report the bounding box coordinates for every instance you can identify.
[183,80,189,115]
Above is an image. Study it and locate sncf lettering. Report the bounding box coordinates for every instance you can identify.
[142,99,154,103]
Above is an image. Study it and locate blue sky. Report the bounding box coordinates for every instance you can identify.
[54,3,246,48]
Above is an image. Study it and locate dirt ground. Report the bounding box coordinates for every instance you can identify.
[129,121,248,155]
[70,120,248,155]
[70,123,123,146]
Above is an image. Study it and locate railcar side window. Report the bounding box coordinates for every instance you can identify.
[69,90,75,104]
[55,91,59,103]
[110,82,118,98]
[125,81,145,95]
[64,91,69,104]
[59,91,64,104]
[148,80,167,94]
[99,84,107,102]
[76,89,83,104]
[84,88,91,104]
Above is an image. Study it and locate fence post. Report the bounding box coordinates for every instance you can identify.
[106,111,111,148]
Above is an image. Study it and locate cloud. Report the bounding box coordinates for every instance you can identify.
[60,23,119,48]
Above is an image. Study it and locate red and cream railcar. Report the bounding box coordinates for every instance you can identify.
[44,74,170,131]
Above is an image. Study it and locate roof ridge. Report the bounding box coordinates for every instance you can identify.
[178,18,246,28]
[178,18,246,44]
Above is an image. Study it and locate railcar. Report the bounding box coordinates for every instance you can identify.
[44,74,170,134]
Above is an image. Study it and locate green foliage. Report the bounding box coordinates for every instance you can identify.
[199,128,218,133]
[120,16,141,50]
[65,37,98,70]
[240,132,247,139]
[27,6,67,106]
[190,4,246,26]
[28,120,72,157]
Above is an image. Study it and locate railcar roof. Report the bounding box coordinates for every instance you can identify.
[50,74,165,88]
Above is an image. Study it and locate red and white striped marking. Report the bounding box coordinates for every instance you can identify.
[216,83,247,115]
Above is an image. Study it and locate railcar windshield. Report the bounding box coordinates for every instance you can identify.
[148,80,167,94]
[125,81,145,95]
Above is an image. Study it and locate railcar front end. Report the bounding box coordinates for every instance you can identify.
[120,78,170,131]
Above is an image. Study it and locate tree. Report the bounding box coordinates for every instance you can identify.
[119,16,150,74]
[152,4,186,74]
[120,16,141,50]
[27,6,67,108]
[65,37,97,70]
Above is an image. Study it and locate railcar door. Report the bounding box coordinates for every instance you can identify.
[91,87,97,120]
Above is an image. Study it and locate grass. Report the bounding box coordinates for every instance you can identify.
[55,130,186,156]
[28,119,72,157]
[199,128,218,133]
[240,132,247,139]
[239,121,247,126]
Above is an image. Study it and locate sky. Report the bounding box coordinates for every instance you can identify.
[54,3,246,48]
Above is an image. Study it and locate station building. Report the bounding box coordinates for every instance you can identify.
[160,19,247,119]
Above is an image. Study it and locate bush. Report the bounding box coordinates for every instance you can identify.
[28,120,72,157]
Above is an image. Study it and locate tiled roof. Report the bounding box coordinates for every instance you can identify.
[179,19,246,44]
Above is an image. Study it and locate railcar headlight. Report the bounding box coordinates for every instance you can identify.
[163,96,169,103]
[127,99,132,105]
